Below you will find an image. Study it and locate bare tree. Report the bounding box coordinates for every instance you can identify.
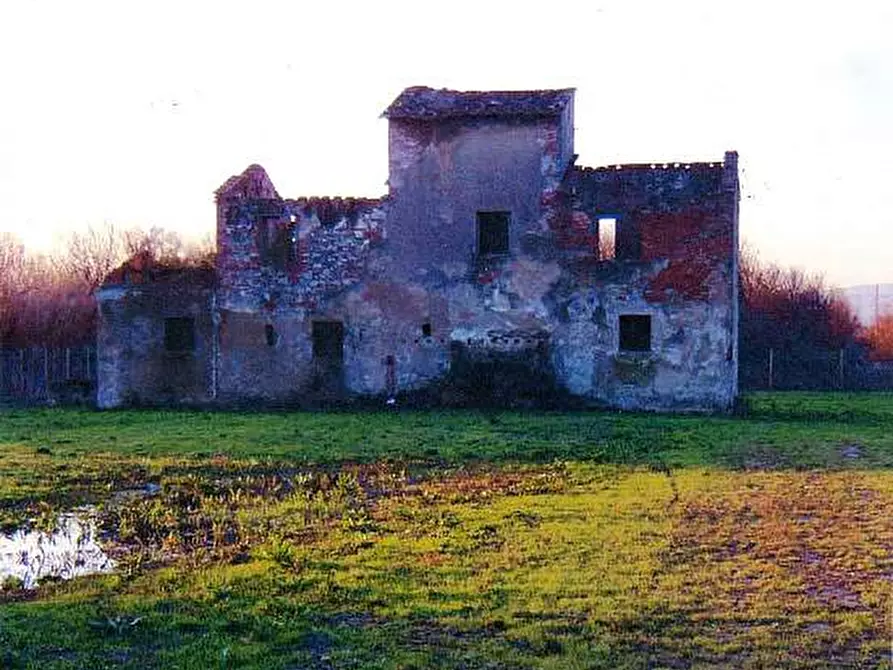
[122,226,215,267]
[739,244,860,389]
[0,233,25,343]
[2,224,215,347]
[61,223,126,292]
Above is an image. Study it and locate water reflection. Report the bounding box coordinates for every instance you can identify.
[0,511,116,589]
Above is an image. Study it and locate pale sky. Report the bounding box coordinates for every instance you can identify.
[1,0,891,287]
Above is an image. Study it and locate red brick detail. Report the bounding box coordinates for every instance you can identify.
[644,261,713,302]
[288,197,383,226]
[639,209,731,302]
[547,205,597,253]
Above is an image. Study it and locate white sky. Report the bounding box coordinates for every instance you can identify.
[1,0,891,287]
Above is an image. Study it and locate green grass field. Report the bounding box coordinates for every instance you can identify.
[1,393,892,668]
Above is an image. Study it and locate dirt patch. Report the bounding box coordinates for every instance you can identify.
[737,446,789,470]
[658,470,893,662]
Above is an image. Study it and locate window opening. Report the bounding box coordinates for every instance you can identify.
[311,320,344,392]
[421,322,432,337]
[257,217,297,272]
[312,321,344,364]
[164,317,195,353]
[619,315,651,352]
[598,217,616,261]
[477,211,510,256]
[265,324,277,347]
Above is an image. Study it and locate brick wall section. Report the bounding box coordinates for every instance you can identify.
[568,158,736,305]
[546,153,739,410]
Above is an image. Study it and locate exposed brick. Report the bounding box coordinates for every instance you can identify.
[97,87,739,412]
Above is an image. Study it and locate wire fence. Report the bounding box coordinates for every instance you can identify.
[1,343,890,407]
[0,345,96,406]
[740,347,893,391]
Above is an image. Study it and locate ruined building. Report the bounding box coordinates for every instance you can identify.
[96,86,739,411]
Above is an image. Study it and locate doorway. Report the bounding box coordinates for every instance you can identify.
[311,320,344,392]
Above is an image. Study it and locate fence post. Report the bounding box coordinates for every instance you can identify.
[839,349,845,389]
[768,348,774,390]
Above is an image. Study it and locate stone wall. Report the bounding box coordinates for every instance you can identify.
[214,193,386,402]
[96,269,214,408]
[327,113,575,403]
[549,154,739,410]
[95,93,739,412]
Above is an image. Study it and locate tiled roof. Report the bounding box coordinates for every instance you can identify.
[383,86,574,120]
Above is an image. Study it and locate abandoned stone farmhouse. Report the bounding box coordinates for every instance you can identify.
[96,86,740,411]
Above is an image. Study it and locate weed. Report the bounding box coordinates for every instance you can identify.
[259,536,303,572]
[0,394,892,668]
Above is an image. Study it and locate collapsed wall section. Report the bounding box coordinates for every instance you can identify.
[214,190,387,403]
[546,154,739,410]
[95,266,214,408]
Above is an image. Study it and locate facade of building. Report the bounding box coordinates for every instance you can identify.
[96,86,740,411]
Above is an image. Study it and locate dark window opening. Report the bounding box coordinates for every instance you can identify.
[477,211,510,256]
[312,321,344,364]
[619,315,651,352]
[311,320,344,393]
[256,217,274,262]
[257,217,298,272]
[385,355,397,398]
[265,324,277,347]
[616,218,641,261]
[421,322,432,337]
[164,317,195,353]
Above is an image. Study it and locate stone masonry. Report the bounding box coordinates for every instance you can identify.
[96,86,739,411]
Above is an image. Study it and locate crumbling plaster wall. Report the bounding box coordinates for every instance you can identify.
[217,196,385,313]
[549,156,739,410]
[213,114,576,404]
[217,197,388,401]
[214,193,390,401]
[368,115,573,399]
[96,282,214,408]
[386,117,564,266]
[210,122,738,410]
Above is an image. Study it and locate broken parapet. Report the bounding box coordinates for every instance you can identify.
[96,84,740,412]
[215,165,387,313]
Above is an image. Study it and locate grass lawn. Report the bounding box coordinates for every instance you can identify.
[0,392,892,668]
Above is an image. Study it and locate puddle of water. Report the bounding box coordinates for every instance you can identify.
[0,511,116,589]
[840,443,863,460]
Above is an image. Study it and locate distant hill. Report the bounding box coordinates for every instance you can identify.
[838,284,893,327]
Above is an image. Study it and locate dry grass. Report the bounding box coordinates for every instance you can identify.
[1,394,892,668]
